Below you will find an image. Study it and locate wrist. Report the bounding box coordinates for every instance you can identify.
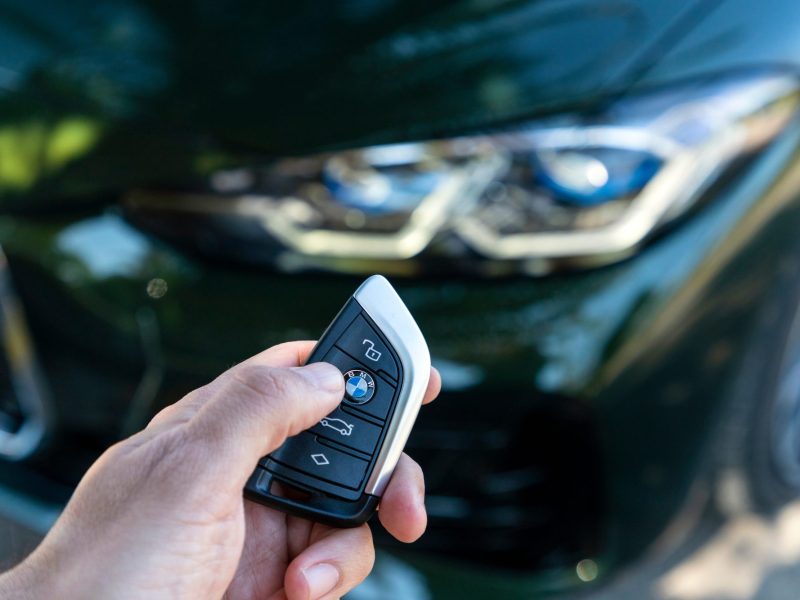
[0,542,84,600]
[0,557,47,600]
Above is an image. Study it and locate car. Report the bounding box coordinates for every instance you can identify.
[3,0,800,598]
[320,417,355,437]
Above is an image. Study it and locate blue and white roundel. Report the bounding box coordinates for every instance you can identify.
[344,369,375,404]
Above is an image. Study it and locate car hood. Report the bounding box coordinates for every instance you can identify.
[0,0,736,206]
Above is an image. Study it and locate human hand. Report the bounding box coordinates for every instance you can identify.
[1,341,440,600]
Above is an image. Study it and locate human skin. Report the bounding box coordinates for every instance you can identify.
[0,341,441,600]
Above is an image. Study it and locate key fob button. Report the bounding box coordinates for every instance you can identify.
[321,347,397,421]
[335,315,399,381]
[346,372,395,421]
[343,369,375,404]
[269,432,369,489]
[311,407,382,455]
[246,276,430,528]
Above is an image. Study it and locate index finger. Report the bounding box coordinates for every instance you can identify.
[247,340,441,405]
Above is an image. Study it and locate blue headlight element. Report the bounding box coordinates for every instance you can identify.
[532,148,662,207]
[322,144,444,214]
[127,72,800,275]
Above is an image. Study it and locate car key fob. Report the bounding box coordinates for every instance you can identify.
[244,275,431,527]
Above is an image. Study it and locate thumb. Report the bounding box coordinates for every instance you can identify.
[184,361,344,474]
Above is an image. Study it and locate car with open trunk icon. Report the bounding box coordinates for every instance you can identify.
[319,417,354,437]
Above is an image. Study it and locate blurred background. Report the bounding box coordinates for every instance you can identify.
[4,0,800,598]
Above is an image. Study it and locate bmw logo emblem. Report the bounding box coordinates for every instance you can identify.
[344,369,375,404]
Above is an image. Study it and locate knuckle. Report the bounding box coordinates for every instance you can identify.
[211,363,312,448]
[319,528,376,593]
[407,456,426,496]
[348,526,375,583]
[358,550,376,584]
[230,364,295,402]
[140,427,221,495]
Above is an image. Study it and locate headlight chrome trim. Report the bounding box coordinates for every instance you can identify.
[125,72,800,276]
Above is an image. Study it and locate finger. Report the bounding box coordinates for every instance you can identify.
[245,344,440,406]
[149,355,436,437]
[377,453,427,543]
[422,367,441,405]
[146,341,320,432]
[240,340,317,369]
[223,501,292,600]
[184,361,344,476]
[284,525,374,600]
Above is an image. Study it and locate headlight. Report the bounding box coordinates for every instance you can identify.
[125,72,800,276]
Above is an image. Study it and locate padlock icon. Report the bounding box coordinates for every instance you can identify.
[362,339,382,362]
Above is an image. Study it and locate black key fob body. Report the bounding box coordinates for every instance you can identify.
[245,275,431,527]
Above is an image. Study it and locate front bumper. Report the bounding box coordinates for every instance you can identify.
[1,119,800,596]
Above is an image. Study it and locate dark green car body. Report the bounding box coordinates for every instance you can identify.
[4,1,800,597]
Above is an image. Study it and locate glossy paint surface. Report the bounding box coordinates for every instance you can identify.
[3,1,800,598]
[0,0,720,205]
[3,122,800,595]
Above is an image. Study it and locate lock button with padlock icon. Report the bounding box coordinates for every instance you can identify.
[334,315,399,381]
[362,339,382,362]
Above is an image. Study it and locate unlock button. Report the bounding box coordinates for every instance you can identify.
[335,315,399,381]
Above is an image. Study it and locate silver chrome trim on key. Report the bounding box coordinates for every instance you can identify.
[354,275,430,496]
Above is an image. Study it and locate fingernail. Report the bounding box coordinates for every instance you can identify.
[297,363,343,393]
[303,563,340,599]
